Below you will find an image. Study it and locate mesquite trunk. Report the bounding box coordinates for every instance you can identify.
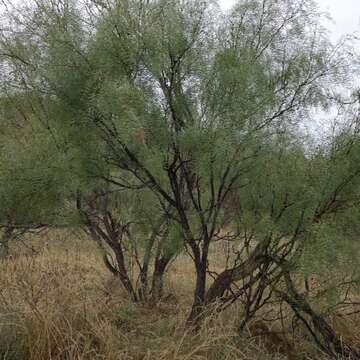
[279,270,360,359]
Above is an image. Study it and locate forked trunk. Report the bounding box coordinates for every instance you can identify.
[139,224,164,301]
[103,250,138,302]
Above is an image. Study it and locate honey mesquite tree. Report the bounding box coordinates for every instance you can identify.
[2,1,360,356]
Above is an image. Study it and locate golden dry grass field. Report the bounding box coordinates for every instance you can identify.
[0,231,358,360]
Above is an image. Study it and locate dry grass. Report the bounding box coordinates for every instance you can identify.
[0,232,354,360]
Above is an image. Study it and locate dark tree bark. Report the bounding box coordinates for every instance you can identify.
[278,266,360,359]
[107,239,139,302]
[185,259,208,328]
[151,253,173,303]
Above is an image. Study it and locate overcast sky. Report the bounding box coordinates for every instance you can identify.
[219,0,360,140]
[219,0,360,43]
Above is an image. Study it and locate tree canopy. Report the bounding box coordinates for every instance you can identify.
[1,0,360,357]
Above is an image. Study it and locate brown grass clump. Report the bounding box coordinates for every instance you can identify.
[0,232,353,360]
